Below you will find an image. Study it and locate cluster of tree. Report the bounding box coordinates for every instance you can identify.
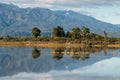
[30,26,120,45]
[32,26,91,39]
[51,26,90,39]
[31,26,107,41]
[0,25,119,45]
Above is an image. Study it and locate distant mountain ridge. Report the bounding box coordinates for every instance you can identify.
[116,24,120,27]
[0,3,120,37]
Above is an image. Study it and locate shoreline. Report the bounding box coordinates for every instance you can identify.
[0,41,120,48]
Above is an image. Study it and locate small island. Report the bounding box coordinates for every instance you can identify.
[0,26,120,48]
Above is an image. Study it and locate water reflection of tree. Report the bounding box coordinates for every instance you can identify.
[103,45,107,56]
[32,48,40,59]
[52,48,64,60]
[51,46,110,60]
[66,46,104,60]
[71,54,80,59]
[80,53,90,60]
[70,47,90,60]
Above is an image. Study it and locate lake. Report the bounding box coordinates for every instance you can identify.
[0,46,120,80]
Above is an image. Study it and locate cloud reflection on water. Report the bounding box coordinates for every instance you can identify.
[0,57,120,80]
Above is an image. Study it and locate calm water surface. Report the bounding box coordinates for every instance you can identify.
[0,46,120,80]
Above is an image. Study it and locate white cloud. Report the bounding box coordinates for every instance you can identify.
[1,57,120,80]
[1,0,120,8]
[1,0,120,24]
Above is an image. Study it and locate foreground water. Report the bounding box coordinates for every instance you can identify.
[0,46,120,80]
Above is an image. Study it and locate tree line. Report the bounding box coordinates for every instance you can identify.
[0,25,120,45]
[32,26,97,39]
[31,26,120,45]
[32,26,105,40]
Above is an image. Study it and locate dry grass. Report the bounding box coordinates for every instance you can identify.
[0,41,120,48]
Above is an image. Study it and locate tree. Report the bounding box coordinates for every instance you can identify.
[66,31,71,38]
[71,27,80,39]
[32,27,41,38]
[103,31,107,39]
[52,26,65,37]
[103,31,108,45]
[81,26,90,39]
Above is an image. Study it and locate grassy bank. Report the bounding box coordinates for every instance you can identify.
[0,41,120,48]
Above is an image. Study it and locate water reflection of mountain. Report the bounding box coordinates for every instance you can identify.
[0,47,120,77]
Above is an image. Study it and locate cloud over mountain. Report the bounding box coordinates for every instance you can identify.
[1,0,120,8]
[0,3,120,37]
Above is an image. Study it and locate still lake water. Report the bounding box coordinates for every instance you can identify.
[0,46,120,80]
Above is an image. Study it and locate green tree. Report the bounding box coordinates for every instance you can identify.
[32,27,41,38]
[103,31,107,39]
[71,27,80,39]
[52,26,65,37]
[66,31,71,38]
[81,26,90,39]
[103,31,108,45]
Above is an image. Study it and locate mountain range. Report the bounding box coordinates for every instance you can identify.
[0,3,120,37]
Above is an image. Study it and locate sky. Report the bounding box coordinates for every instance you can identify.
[0,0,120,24]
